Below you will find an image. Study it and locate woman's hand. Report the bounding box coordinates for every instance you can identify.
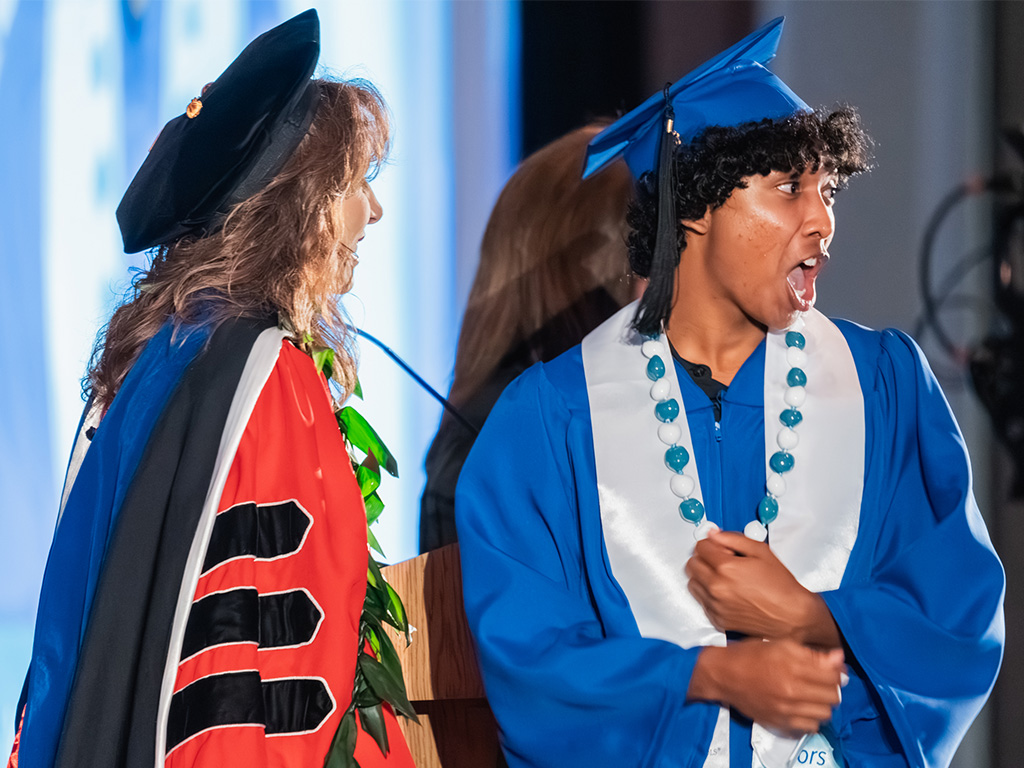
[688,639,844,735]
[685,530,841,647]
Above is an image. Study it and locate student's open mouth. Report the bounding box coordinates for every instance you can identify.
[787,252,828,312]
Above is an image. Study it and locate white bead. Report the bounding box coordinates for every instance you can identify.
[777,427,799,450]
[650,379,671,401]
[641,339,665,359]
[670,473,695,498]
[658,422,682,445]
[784,385,806,407]
[786,346,808,368]
[744,520,768,542]
[790,315,806,332]
[694,520,720,541]
[766,472,786,497]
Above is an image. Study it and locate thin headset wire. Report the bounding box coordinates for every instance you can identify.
[352,327,480,437]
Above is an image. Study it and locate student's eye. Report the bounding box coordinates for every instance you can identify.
[823,185,840,204]
[778,182,799,195]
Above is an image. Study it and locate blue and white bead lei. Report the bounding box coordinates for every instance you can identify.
[642,318,808,542]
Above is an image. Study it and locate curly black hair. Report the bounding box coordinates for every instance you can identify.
[626,107,873,334]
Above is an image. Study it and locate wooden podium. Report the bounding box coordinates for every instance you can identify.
[381,543,503,767]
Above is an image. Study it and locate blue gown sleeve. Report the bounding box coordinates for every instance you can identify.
[821,329,1004,768]
[455,363,719,768]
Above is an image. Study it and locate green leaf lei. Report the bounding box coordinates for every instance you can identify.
[301,337,418,768]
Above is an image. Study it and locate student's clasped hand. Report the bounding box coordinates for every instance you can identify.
[689,640,845,736]
[685,530,847,733]
[685,530,842,647]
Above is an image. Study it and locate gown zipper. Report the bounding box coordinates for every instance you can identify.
[714,390,725,442]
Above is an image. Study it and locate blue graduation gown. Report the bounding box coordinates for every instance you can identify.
[455,321,1003,768]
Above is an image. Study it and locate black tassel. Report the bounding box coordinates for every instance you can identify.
[634,84,680,336]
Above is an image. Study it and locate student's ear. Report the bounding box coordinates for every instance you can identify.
[681,207,711,236]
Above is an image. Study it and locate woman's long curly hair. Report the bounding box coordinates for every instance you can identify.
[626,107,873,334]
[87,78,390,410]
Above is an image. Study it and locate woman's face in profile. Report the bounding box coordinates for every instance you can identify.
[336,181,383,256]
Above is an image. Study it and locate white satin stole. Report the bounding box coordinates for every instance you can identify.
[581,302,864,768]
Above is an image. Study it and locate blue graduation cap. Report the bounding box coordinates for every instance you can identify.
[590,17,810,335]
[583,16,808,180]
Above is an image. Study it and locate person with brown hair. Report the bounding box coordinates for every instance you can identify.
[420,123,638,552]
[9,11,413,768]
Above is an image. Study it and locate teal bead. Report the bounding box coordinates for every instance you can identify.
[786,367,807,387]
[779,408,803,427]
[665,445,690,472]
[679,498,705,523]
[785,331,806,349]
[758,495,779,524]
[646,355,666,381]
[769,451,795,473]
[655,398,679,422]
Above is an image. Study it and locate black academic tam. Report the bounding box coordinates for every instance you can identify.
[116,9,321,254]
